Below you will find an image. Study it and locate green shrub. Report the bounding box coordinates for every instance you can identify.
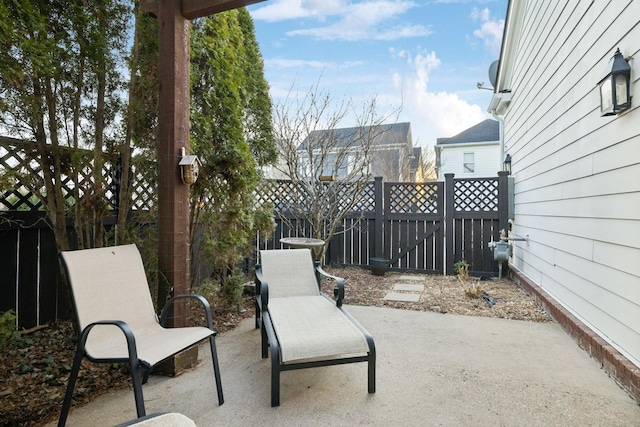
[222,272,246,311]
[0,310,19,348]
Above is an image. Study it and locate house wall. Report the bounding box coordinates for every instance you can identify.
[500,0,640,367]
[436,142,501,180]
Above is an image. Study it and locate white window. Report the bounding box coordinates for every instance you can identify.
[299,156,311,177]
[463,152,474,173]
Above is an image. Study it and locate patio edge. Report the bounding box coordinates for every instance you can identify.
[509,266,640,405]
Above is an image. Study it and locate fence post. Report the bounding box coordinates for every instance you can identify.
[444,173,455,275]
[374,176,384,259]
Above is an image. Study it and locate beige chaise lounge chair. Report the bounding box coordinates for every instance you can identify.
[255,248,376,406]
[57,244,223,426]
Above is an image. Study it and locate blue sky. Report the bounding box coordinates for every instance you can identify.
[247,0,507,150]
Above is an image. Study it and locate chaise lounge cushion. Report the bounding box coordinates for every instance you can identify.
[268,295,370,364]
[259,249,320,298]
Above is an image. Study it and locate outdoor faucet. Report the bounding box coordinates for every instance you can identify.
[498,228,529,244]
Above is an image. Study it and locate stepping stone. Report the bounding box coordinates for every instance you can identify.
[398,276,424,281]
[384,292,421,302]
[393,284,425,292]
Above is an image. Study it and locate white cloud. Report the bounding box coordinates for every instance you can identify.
[266,58,364,69]
[266,48,489,147]
[288,23,431,42]
[252,0,432,42]
[250,0,344,22]
[266,58,337,69]
[472,7,504,56]
[391,49,488,146]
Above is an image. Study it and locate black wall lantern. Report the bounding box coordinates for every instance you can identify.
[597,48,632,116]
[503,154,512,175]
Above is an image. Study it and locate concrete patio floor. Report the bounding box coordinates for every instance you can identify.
[49,305,639,426]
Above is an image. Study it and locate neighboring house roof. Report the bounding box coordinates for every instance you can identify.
[436,119,499,145]
[299,122,411,150]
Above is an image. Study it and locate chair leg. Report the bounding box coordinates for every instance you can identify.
[254,300,260,330]
[368,354,376,394]
[209,335,224,405]
[57,343,85,427]
[142,368,150,385]
[271,358,280,407]
[128,357,146,418]
[261,323,268,359]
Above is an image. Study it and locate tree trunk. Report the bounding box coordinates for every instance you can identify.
[34,77,69,253]
[117,2,143,245]
[92,5,108,248]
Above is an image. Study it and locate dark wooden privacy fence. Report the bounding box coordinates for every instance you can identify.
[255,173,509,276]
[0,137,156,329]
[0,212,67,329]
[1,135,509,328]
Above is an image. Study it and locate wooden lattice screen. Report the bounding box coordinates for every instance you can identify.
[453,178,499,212]
[255,179,376,214]
[0,136,156,212]
[256,175,505,276]
[0,137,158,329]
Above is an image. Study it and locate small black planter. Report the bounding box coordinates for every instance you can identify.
[369,257,389,276]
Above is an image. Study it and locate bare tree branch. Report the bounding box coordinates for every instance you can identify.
[271,81,402,259]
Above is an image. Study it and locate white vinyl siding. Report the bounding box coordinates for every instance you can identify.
[437,142,500,180]
[499,0,640,367]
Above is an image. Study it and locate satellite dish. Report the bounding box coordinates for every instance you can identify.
[488,60,499,88]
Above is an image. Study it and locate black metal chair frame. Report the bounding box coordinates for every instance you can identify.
[255,260,376,407]
[57,252,223,427]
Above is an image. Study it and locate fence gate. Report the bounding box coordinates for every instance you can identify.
[383,181,444,273]
[444,173,508,276]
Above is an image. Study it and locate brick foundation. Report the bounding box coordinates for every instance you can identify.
[509,267,640,404]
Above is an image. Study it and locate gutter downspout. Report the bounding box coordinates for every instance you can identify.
[491,111,505,164]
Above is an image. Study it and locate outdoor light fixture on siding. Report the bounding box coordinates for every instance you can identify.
[503,154,512,175]
[597,48,632,116]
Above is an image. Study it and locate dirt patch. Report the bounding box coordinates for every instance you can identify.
[322,266,551,323]
[1,270,550,426]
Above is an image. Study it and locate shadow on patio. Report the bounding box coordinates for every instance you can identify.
[48,305,639,426]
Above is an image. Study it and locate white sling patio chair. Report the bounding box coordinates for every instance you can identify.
[57,244,223,426]
[255,248,375,406]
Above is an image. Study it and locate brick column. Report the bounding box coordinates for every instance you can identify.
[156,0,191,325]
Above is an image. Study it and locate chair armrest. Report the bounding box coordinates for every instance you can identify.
[160,294,216,332]
[80,320,149,369]
[254,264,264,293]
[255,264,269,311]
[315,265,345,307]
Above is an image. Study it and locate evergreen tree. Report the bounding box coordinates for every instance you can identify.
[189,9,276,301]
[0,0,130,251]
[0,2,274,302]
[236,8,277,167]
